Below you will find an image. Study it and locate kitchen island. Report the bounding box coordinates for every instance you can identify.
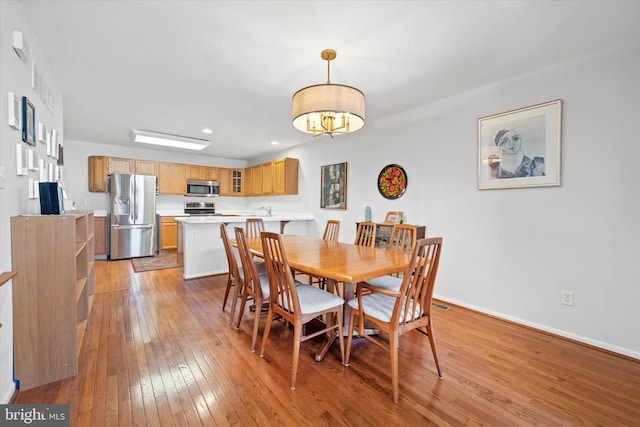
[176,213,314,279]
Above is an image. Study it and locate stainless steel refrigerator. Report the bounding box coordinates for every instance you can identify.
[109,173,157,260]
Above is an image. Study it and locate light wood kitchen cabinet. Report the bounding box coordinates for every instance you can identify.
[245,164,263,196]
[159,216,187,250]
[271,157,299,195]
[158,162,187,194]
[89,155,135,192]
[88,156,108,192]
[231,169,243,195]
[262,162,274,195]
[135,159,157,176]
[187,165,219,181]
[218,168,231,196]
[94,216,107,257]
[89,156,155,192]
[11,211,95,390]
[109,157,135,173]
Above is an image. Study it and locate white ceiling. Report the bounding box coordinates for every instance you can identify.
[18,0,640,160]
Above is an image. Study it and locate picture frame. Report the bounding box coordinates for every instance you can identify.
[320,162,347,209]
[37,122,47,143]
[8,92,21,130]
[22,96,36,146]
[384,211,404,224]
[478,99,562,190]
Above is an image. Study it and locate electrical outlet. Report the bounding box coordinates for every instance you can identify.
[84,198,90,205]
[561,290,574,306]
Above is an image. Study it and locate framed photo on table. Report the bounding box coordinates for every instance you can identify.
[320,162,347,209]
[384,211,404,224]
[478,99,562,190]
[21,96,36,146]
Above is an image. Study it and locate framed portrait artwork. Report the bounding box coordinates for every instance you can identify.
[478,99,562,190]
[320,162,347,209]
[21,96,36,146]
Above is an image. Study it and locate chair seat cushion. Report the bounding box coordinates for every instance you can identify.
[257,273,271,298]
[295,284,344,315]
[348,293,421,323]
[254,259,267,275]
[364,275,402,291]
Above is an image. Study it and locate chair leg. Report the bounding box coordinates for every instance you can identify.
[228,279,242,328]
[291,322,302,390]
[234,291,249,330]
[426,322,443,379]
[250,297,264,353]
[390,331,400,404]
[222,275,233,311]
[259,306,274,357]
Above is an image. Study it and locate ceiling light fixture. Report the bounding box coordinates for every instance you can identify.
[130,129,210,151]
[292,49,365,138]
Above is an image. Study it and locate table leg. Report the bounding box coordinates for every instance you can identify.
[314,279,355,361]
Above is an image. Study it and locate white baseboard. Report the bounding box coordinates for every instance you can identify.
[0,381,16,404]
[434,296,640,360]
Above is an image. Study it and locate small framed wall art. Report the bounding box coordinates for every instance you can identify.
[8,92,21,130]
[22,96,36,146]
[478,99,562,190]
[320,162,347,209]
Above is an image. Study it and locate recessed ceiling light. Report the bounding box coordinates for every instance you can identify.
[270,140,279,145]
[202,128,213,134]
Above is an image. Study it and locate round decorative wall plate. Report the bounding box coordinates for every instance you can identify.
[378,164,407,199]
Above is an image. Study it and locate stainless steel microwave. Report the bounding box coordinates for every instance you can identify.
[186,179,219,197]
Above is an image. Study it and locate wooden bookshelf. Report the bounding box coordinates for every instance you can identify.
[11,211,95,390]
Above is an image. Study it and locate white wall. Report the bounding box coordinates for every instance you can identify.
[0,0,64,402]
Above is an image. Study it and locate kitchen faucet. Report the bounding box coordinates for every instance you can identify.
[260,206,272,216]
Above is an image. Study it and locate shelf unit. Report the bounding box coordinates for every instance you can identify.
[11,211,95,390]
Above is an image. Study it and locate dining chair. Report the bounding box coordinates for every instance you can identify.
[234,227,271,352]
[245,217,265,239]
[322,219,341,242]
[220,224,242,325]
[308,219,341,288]
[259,231,345,390]
[362,224,417,291]
[354,221,377,247]
[345,237,444,403]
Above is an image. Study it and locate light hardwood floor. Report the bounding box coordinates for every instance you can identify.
[10,258,640,426]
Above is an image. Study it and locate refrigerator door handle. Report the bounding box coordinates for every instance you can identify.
[111,224,154,230]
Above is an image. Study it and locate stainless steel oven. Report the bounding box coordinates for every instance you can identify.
[184,201,216,215]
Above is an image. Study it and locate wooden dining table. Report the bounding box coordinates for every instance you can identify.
[240,234,412,361]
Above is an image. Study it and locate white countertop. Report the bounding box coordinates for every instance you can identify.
[176,212,314,224]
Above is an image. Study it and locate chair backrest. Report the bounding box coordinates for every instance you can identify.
[220,224,240,282]
[234,227,266,300]
[246,217,265,239]
[354,222,377,247]
[393,237,443,326]
[260,231,300,321]
[387,224,417,254]
[322,220,340,242]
